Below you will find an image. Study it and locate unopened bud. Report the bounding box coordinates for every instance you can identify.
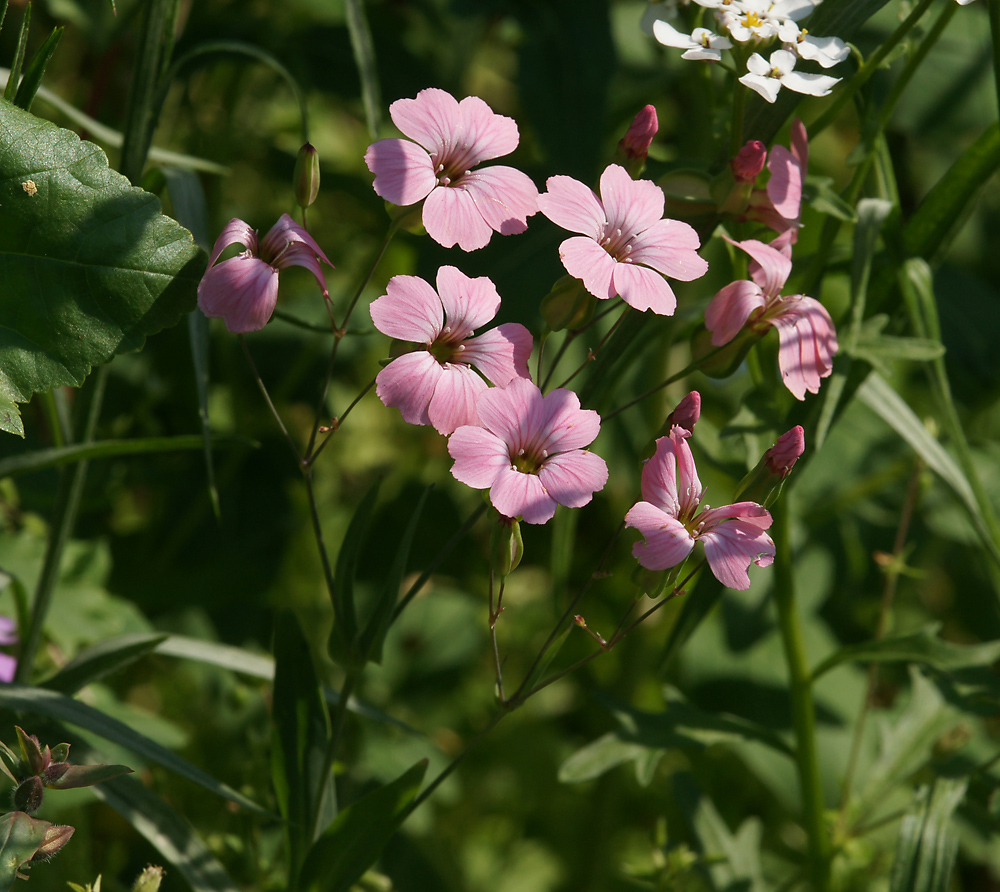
[665,391,701,436]
[540,275,596,331]
[734,426,806,506]
[765,425,804,477]
[132,865,166,892]
[293,143,321,208]
[14,776,44,813]
[615,105,658,176]
[731,140,767,182]
[34,823,74,860]
[15,727,46,776]
[490,516,523,578]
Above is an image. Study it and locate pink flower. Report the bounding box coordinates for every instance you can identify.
[198,215,333,333]
[745,119,808,241]
[364,88,539,252]
[371,266,533,435]
[538,164,708,315]
[705,236,838,399]
[625,425,775,590]
[448,378,608,524]
[0,616,17,683]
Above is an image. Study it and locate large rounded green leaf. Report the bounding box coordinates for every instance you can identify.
[0,98,204,436]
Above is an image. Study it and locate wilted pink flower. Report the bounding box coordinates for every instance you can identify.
[198,215,333,333]
[364,88,539,251]
[618,105,659,161]
[765,425,805,476]
[625,425,775,590]
[0,616,17,683]
[705,236,837,399]
[745,119,808,241]
[371,266,533,435]
[538,164,708,316]
[665,391,701,435]
[732,140,767,182]
[448,378,608,525]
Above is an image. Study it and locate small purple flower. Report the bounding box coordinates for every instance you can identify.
[197,214,334,333]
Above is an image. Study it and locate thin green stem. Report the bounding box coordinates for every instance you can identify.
[772,505,830,891]
[808,0,938,139]
[729,82,748,157]
[310,670,359,838]
[15,366,108,683]
[240,336,301,464]
[553,307,629,391]
[990,0,1000,116]
[310,378,378,463]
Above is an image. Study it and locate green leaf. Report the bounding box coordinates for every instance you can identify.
[93,775,240,892]
[849,334,945,369]
[12,26,62,112]
[2,3,29,103]
[806,176,858,222]
[271,612,333,870]
[45,762,133,789]
[0,811,53,892]
[889,778,967,892]
[344,0,381,140]
[558,733,666,786]
[0,98,204,437]
[299,759,428,892]
[812,624,1000,681]
[0,684,271,816]
[40,633,168,694]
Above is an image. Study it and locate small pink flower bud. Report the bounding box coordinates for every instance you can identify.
[765,425,805,478]
[619,105,658,161]
[731,140,767,182]
[665,391,701,436]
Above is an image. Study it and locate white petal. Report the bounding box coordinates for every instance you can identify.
[739,72,782,103]
[781,70,840,96]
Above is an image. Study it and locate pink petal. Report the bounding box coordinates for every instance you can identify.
[456,95,520,165]
[639,436,680,517]
[625,501,696,571]
[449,425,511,488]
[599,164,664,235]
[422,184,495,251]
[538,176,606,238]
[629,219,708,282]
[364,138,437,207]
[475,378,538,449]
[699,502,773,530]
[370,275,444,343]
[0,653,16,683]
[790,118,809,170]
[559,236,617,300]
[276,242,331,296]
[771,298,837,399]
[699,521,776,590]
[537,387,602,454]
[389,88,462,155]
[611,262,678,315]
[729,237,792,297]
[672,430,703,518]
[462,166,539,236]
[427,364,489,435]
[375,351,442,425]
[490,467,557,524]
[766,144,802,221]
[207,218,257,266]
[462,323,533,386]
[261,213,334,269]
[435,266,501,335]
[537,450,608,509]
[705,280,766,346]
[198,256,279,333]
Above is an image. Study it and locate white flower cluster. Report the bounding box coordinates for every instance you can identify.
[650,0,848,103]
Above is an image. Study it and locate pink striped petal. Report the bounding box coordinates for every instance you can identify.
[611,262,678,315]
[375,351,442,425]
[538,176,606,238]
[766,144,802,221]
[672,431,703,518]
[207,218,257,266]
[435,266,501,335]
[625,502,696,571]
[261,213,334,269]
[536,387,602,454]
[277,242,331,297]
[771,298,837,399]
[456,95,520,164]
[364,138,437,207]
[389,88,462,155]
[198,256,279,333]
[600,164,664,235]
[423,185,495,251]
[448,425,511,488]
[490,467,557,524]
[462,323,533,386]
[699,502,773,530]
[475,379,536,449]
[699,520,776,590]
[705,280,766,345]
[463,166,539,236]
[370,275,444,343]
[729,237,791,297]
[559,236,617,300]
[537,450,608,509]
[427,364,489,435]
[639,436,680,517]
[629,219,708,281]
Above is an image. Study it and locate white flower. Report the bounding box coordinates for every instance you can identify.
[777,21,849,67]
[653,20,733,60]
[739,48,840,102]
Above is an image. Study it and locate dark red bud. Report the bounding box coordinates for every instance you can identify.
[732,140,767,182]
[765,426,805,477]
[619,105,658,160]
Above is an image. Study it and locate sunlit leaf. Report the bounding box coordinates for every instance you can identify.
[889,778,967,892]
[40,633,168,694]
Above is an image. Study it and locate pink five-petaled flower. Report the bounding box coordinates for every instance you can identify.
[745,119,808,241]
[625,425,775,590]
[197,214,333,333]
[370,267,533,436]
[705,236,838,399]
[448,378,608,525]
[538,164,709,316]
[364,88,539,252]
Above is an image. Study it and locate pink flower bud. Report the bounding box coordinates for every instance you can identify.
[765,425,805,477]
[618,105,659,161]
[666,391,701,435]
[732,140,767,182]
[35,824,74,860]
